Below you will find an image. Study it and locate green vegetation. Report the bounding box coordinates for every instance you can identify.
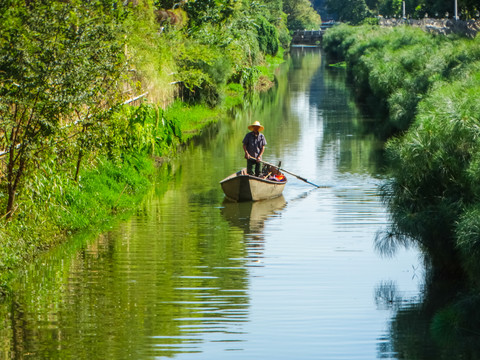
[0,152,155,288]
[0,0,126,218]
[284,0,322,30]
[323,24,480,135]
[327,0,370,24]
[0,0,321,294]
[163,101,221,142]
[323,0,478,24]
[324,24,480,356]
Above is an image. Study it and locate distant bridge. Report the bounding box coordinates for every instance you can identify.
[291,22,336,46]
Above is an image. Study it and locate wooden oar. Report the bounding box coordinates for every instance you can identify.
[259,160,321,188]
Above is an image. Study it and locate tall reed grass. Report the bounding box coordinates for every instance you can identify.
[323,25,480,135]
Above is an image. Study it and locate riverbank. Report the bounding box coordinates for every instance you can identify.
[0,77,282,296]
[0,25,286,296]
[323,24,480,354]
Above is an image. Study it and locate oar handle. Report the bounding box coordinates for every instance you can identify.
[258,160,321,188]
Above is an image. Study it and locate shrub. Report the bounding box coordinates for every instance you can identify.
[384,73,480,269]
[256,16,279,56]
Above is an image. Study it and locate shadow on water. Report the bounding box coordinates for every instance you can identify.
[374,226,480,359]
[380,268,480,359]
[220,196,286,234]
[219,186,319,236]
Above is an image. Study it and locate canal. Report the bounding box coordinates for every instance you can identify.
[0,47,423,359]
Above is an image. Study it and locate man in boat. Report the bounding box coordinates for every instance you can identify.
[242,121,266,177]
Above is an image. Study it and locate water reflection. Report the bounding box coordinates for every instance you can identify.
[0,48,427,359]
[374,228,413,258]
[374,207,480,358]
[1,194,253,358]
[220,196,286,234]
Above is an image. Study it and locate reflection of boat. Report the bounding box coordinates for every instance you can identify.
[221,196,286,232]
[220,170,287,202]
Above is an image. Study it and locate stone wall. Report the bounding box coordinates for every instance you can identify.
[379,18,480,37]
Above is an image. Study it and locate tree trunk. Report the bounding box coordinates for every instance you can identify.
[74,149,83,182]
[6,185,16,220]
[74,126,86,182]
[5,149,25,220]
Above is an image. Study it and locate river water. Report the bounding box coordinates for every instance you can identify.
[0,48,424,359]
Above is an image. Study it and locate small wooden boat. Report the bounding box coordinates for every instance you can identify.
[220,169,287,202]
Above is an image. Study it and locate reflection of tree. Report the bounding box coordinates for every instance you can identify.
[375,280,402,311]
[375,228,412,258]
[320,60,386,176]
[377,195,480,357]
[377,262,480,359]
[1,169,252,358]
[289,47,386,178]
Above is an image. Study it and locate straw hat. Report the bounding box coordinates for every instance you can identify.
[248,121,264,132]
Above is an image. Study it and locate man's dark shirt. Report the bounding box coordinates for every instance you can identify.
[242,132,266,158]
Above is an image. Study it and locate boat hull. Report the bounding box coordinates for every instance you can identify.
[220,171,286,202]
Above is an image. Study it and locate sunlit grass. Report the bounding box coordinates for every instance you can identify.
[0,154,154,294]
[163,100,222,142]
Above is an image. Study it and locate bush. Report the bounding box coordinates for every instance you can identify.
[324,25,480,135]
[384,73,480,270]
[256,16,279,56]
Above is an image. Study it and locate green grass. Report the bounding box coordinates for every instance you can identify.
[223,83,245,109]
[163,100,223,141]
[56,155,153,230]
[0,154,155,295]
[329,61,346,68]
[324,24,480,135]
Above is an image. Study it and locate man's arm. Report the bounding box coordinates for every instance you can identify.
[257,145,265,161]
[243,144,251,159]
[257,135,266,161]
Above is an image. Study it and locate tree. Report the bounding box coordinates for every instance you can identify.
[0,0,126,218]
[378,0,404,17]
[368,0,479,19]
[256,15,279,56]
[184,0,238,30]
[283,0,322,30]
[311,0,337,20]
[326,0,370,24]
